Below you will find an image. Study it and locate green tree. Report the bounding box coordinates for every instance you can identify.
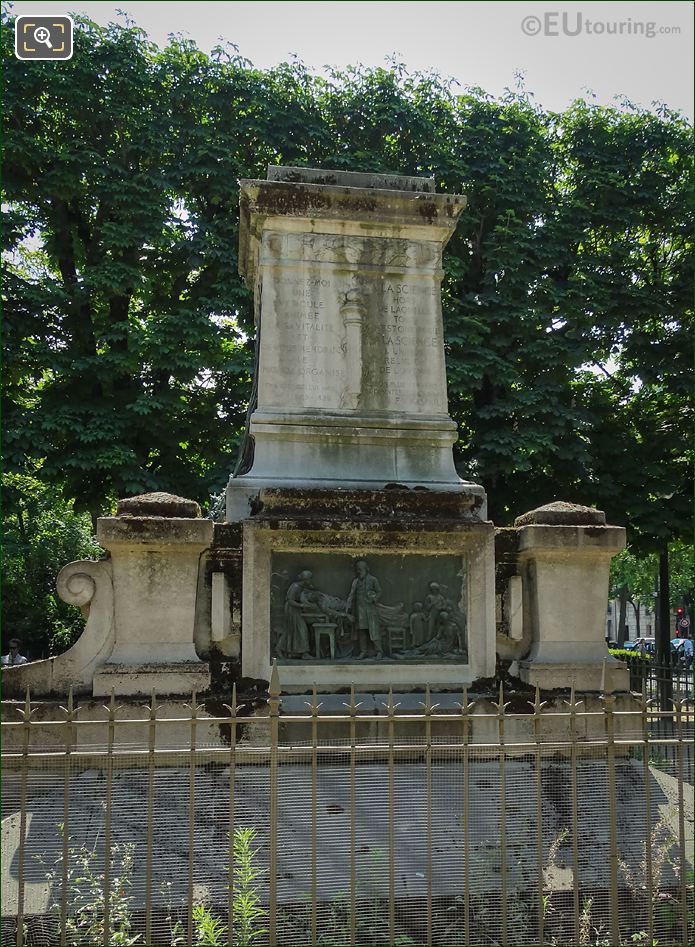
[2,15,255,519]
[3,11,691,653]
[610,543,694,643]
[2,472,102,657]
[555,100,692,546]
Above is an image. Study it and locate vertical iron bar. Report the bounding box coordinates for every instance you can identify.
[568,688,581,945]
[675,700,688,943]
[642,688,654,944]
[269,662,281,946]
[311,685,319,946]
[15,690,31,947]
[59,687,75,946]
[349,685,357,947]
[227,684,237,938]
[187,691,198,946]
[604,695,621,947]
[497,683,508,946]
[387,688,396,946]
[533,687,545,946]
[462,686,471,946]
[103,691,116,945]
[144,691,157,946]
[425,686,433,947]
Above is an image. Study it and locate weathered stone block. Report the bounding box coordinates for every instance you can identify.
[227,166,486,517]
[513,503,629,692]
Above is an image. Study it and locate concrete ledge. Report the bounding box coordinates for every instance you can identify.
[518,659,629,693]
[517,524,626,554]
[97,517,213,549]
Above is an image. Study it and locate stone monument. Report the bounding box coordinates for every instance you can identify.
[1,167,629,702]
[229,166,496,691]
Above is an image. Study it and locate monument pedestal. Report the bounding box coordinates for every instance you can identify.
[226,168,494,691]
[226,166,484,521]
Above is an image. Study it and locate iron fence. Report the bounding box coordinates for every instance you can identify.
[622,657,693,703]
[1,673,693,947]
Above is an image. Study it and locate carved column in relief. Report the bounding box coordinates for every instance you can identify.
[340,288,367,410]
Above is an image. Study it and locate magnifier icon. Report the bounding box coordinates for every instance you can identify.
[34,26,53,48]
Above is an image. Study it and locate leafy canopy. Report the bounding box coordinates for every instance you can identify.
[2,14,691,550]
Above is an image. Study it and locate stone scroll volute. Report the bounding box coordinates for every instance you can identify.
[2,560,115,698]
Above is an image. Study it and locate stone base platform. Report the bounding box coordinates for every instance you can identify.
[518,658,629,693]
[92,662,211,698]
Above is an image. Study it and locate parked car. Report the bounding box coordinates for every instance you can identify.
[623,637,656,654]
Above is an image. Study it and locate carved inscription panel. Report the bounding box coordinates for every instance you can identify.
[270,552,468,664]
[257,232,449,416]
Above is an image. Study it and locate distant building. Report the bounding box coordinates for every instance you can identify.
[606,600,678,642]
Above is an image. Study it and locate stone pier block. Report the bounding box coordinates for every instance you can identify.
[515,503,628,692]
[93,493,213,695]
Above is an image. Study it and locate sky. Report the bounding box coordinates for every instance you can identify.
[7,0,694,119]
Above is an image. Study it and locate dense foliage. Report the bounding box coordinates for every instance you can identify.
[3,472,102,655]
[610,542,694,613]
[2,12,692,652]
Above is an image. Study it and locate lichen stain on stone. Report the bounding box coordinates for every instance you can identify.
[255,184,332,217]
[253,183,383,219]
[416,200,439,223]
[213,522,242,549]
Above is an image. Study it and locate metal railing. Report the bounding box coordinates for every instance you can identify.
[1,672,693,947]
[622,657,693,710]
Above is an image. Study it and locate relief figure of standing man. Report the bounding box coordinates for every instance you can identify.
[346,559,383,660]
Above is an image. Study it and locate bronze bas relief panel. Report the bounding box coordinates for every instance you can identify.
[270,553,468,664]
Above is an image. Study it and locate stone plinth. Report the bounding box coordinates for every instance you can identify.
[241,489,495,691]
[2,494,214,698]
[93,513,212,695]
[515,503,629,692]
[227,166,485,520]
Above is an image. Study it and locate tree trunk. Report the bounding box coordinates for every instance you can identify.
[657,550,671,661]
[617,587,628,646]
[631,600,641,639]
[657,547,673,709]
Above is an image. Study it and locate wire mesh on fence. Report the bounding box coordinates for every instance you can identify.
[2,682,693,947]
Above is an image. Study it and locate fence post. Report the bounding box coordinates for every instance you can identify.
[103,691,116,945]
[348,683,358,947]
[496,682,509,946]
[226,683,237,938]
[310,684,319,946]
[675,699,688,943]
[567,686,582,944]
[59,687,75,946]
[425,684,434,947]
[268,661,280,947]
[187,690,198,945]
[603,692,621,946]
[387,687,396,947]
[641,685,655,944]
[144,690,157,946]
[533,685,546,945]
[461,685,471,946]
[15,689,32,947]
